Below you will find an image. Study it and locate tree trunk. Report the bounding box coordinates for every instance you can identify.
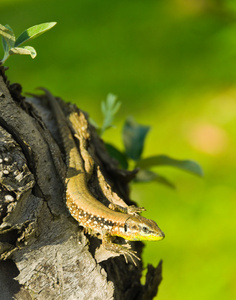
[0,66,162,300]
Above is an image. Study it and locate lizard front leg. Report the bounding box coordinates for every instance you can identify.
[108,203,146,216]
[102,233,140,266]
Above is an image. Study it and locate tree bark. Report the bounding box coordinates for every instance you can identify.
[0,66,162,300]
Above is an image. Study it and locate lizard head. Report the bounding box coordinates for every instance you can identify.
[123,215,165,241]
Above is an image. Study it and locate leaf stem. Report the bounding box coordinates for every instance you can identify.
[1,53,9,64]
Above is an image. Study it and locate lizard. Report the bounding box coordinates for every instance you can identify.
[47,91,165,265]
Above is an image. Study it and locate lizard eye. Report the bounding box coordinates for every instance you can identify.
[142,226,150,234]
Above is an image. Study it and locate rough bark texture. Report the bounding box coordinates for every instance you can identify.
[0,65,162,300]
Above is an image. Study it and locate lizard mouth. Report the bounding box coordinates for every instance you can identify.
[160,230,165,239]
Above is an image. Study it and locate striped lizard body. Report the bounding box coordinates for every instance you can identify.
[48,92,164,264]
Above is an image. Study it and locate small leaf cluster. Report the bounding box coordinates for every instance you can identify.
[105,117,203,189]
[90,93,121,136]
[0,22,56,64]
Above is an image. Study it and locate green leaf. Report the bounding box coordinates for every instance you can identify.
[100,93,121,135]
[122,117,150,161]
[15,22,57,47]
[89,118,99,129]
[134,169,175,189]
[0,24,15,48]
[101,93,120,115]
[9,46,37,59]
[105,143,129,169]
[137,155,203,177]
[2,36,9,53]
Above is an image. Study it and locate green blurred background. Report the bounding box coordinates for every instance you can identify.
[1,1,236,299]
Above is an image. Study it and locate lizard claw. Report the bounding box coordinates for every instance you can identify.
[121,248,141,266]
[109,203,146,216]
[103,235,140,266]
[127,205,146,215]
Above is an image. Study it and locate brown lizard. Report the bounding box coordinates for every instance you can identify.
[47,92,165,265]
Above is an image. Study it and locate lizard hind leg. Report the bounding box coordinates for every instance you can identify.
[108,203,146,216]
[102,234,140,266]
